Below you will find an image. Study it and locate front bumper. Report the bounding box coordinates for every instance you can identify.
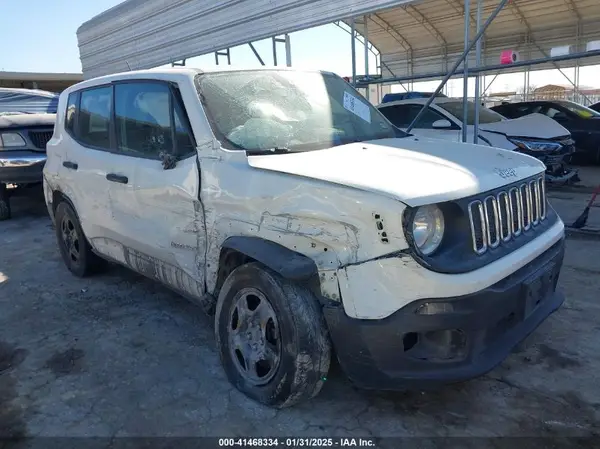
[324,237,565,390]
[0,151,46,184]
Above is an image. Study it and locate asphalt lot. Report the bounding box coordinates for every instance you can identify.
[1,187,600,445]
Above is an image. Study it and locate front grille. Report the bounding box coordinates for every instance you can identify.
[467,175,546,255]
[28,130,53,150]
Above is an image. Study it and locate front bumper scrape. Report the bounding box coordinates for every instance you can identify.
[323,238,565,390]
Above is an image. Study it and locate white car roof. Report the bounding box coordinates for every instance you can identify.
[63,66,338,96]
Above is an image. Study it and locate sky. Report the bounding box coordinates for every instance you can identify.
[1,0,599,98]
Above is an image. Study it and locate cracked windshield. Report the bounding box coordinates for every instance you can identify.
[196,70,402,152]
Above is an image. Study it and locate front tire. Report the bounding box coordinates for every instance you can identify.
[215,262,331,408]
[54,201,107,277]
[0,183,10,221]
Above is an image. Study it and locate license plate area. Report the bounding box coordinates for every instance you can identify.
[522,263,556,319]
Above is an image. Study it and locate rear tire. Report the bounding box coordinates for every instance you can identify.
[54,201,107,277]
[215,262,331,408]
[0,183,10,221]
[0,200,10,221]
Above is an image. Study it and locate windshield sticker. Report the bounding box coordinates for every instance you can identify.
[343,92,371,123]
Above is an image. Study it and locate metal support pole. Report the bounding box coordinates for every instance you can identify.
[285,34,292,67]
[406,0,509,134]
[272,37,278,66]
[364,15,370,101]
[473,0,482,144]
[248,43,265,66]
[462,0,471,143]
[350,18,357,87]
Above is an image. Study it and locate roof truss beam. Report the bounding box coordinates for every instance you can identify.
[369,13,413,53]
[445,0,477,28]
[563,0,582,21]
[401,4,447,46]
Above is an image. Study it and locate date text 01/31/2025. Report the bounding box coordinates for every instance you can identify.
[218,438,377,447]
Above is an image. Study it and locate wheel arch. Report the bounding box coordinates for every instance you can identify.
[213,236,321,299]
[51,189,79,219]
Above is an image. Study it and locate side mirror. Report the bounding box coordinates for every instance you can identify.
[432,119,453,129]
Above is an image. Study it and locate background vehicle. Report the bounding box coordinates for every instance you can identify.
[44,68,565,408]
[491,100,600,165]
[0,88,59,115]
[0,88,58,219]
[378,97,579,185]
[380,92,447,104]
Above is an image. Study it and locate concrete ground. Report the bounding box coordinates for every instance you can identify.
[1,186,600,445]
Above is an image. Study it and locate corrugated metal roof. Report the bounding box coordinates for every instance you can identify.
[348,0,600,80]
[77,0,600,82]
[77,0,417,79]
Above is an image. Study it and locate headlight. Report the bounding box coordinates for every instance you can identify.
[0,132,26,148]
[411,204,445,256]
[509,138,562,152]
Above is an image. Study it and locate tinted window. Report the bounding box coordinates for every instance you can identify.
[379,104,446,128]
[65,92,78,134]
[545,107,568,120]
[115,82,195,158]
[115,82,171,157]
[79,87,112,149]
[407,105,447,128]
[554,100,600,118]
[436,101,504,124]
[379,105,412,127]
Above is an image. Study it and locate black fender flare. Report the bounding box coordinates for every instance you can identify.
[221,236,319,281]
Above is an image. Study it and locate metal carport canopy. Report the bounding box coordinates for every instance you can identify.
[77,0,418,79]
[348,0,600,80]
[78,0,600,80]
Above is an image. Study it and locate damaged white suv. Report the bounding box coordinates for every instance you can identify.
[43,67,566,408]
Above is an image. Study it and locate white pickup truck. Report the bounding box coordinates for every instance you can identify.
[43,67,565,408]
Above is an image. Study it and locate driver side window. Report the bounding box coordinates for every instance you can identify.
[545,107,567,120]
[114,82,195,159]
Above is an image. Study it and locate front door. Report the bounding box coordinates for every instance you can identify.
[108,80,207,300]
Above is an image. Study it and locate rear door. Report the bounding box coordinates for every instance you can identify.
[108,80,206,298]
[59,85,119,243]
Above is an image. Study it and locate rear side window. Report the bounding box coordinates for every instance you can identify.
[379,104,446,128]
[65,92,79,134]
[79,87,112,149]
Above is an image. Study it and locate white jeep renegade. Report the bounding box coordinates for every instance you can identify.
[43,67,565,408]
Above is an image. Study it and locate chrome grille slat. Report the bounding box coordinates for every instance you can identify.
[497,191,511,242]
[508,187,522,237]
[467,175,547,255]
[483,196,500,249]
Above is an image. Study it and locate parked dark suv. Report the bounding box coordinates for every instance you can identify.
[0,88,57,220]
[491,100,600,164]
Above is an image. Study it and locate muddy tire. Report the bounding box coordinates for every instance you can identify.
[54,201,107,277]
[215,262,331,408]
[0,183,10,221]
[0,199,10,221]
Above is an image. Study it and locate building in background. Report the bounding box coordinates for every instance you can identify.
[532,84,600,104]
[0,71,83,93]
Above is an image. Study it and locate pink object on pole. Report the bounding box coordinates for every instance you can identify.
[500,50,519,64]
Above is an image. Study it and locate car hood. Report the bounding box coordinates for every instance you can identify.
[0,113,56,129]
[479,113,570,139]
[247,137,545,207]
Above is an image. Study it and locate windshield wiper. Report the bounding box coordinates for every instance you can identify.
[246,147,293,156]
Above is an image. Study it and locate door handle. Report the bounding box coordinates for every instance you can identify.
[62,161,78,170]
[106,173,129,184]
